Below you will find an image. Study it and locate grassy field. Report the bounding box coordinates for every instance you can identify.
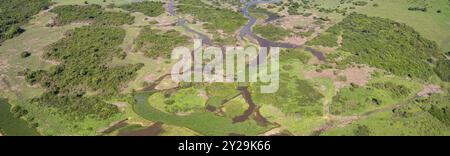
[0,98,39,136]
[356,0,450,52]
[132,91,274,136]
[0,10,77,99]
[323,96,450,136]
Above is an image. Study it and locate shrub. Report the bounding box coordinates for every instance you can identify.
[0,0,50,42]
[50,5,134,26]
[434,59,450,82]
[135,28,189,58]
[20,51,31,58]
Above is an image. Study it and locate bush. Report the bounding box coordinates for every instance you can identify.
[352,1,368,6]
[20,51,31,58]
[408,7,427,12]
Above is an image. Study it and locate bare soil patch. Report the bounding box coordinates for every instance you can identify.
[417,84,443,97]
[304,65,375,90]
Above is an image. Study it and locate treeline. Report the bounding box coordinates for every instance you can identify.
[120,1,164,17]
[50,4,134,26]
[26,26,143,120]
[135,28,189,58]
[310,13,442,80]
[0,0,50,43]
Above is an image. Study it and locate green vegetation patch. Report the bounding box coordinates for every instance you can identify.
[280,48,312,65]
[120,1,164,17]
[0,99,39,136]
[330,80,413,116]
[178,0,247,33]
[324,94,450,136]
[50,4,134,26]
[0,0,50,42]
[307,32,339,47]
[135,28,189,58]
[223,97,248,119]
[253,24,291,41]
[311,13,441,79]
[434,59,450,82]
[25,26,143,120]
[205,83,240,108]
[250,73,324,116]
[161,88,206,113]
[132,92,273,135]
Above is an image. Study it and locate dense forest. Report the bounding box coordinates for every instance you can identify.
[26,26,143,120]
[310,13,442,80]
[0,0,50,43]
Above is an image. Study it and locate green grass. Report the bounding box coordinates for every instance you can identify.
[0,98,39,136]
[356,0,450,51]
[250,48,322,116]
[323,95,450,136]
[222,96,248,119]
[132,91,274,136]
[205,83,240,108]
[330,75,423,116]
[260,105,327,135]
[0,10,78,99]
[151,88,206,113]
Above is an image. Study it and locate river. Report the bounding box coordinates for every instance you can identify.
[240,0,325,61]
